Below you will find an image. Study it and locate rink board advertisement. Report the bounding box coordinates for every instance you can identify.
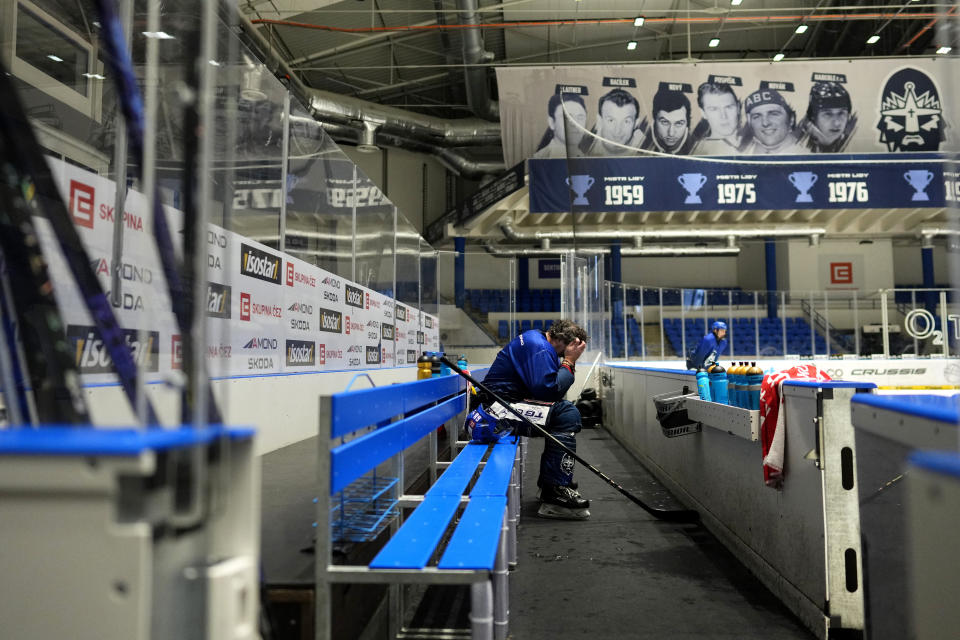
[37,157,438,384]
[528,153,948,213]
[496,58,952,165]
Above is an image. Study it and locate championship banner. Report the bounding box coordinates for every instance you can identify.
[37,156,430,384]
[496,59,951,166]
[529,153,946,213]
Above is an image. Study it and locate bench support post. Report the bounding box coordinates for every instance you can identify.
[508,462,519,567]
[494,517,510,640]
[470,581,494,640]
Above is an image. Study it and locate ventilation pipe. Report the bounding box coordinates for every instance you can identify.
[499,221,827,242]
[482,242,741,257]
[356,120,382,153]
[456,0,499,121]
[319,122,504,178]
[237,15,502,154]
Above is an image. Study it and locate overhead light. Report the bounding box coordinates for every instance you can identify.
[795,25,808,34]
[627,40,638,51]
[730,0,743,5]
[634,17,645,27]
[866,34,880,44]
[709,38,720,47]
[82,72,106,79]
[46,54,63,62]
[937,46,952,54]
[142,31,174,40]
[209,59,221,66]
[773,53,785,62]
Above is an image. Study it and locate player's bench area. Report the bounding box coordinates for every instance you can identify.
[316,371,522,640]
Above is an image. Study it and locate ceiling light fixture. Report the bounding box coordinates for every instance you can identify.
[773,53,785,62]
[730,0,743,5]
[82,72,106,79]
[634,17,645,27]
[866,34,880,44]
[142,31,174,40]
[795,25,808,34]
[937,46,952,54]
[627,40,638,51]
[709,38,720,47]
[46,54,63,62]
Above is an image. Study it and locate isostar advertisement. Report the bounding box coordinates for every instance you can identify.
[496,59,951,164]
[35,156,436,383]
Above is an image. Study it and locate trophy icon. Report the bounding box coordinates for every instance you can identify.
[565,174,595,205]
[677,173,707,204]
[788,171,818,203]
[904,169,934,201]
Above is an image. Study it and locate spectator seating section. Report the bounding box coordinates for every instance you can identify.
[664,317,828,358]
[467,289,561,314]
[316,370,520,640]
[609,317,645,357]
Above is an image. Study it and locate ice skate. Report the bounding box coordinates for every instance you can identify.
[536,480,578,501]
[537,484,590,520]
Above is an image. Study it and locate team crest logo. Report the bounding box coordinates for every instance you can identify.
[877,68,944,151]
[560,453,576,476]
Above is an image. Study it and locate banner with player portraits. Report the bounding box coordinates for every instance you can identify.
[496,58,953,166]
[35,156,439,385]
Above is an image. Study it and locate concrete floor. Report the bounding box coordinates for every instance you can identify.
[260,426,815,639]
[510,427,814,639]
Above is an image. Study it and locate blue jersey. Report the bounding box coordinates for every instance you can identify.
[688,332,728,369]
[484,330,574,403]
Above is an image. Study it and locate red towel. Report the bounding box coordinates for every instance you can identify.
[759,364,832,488]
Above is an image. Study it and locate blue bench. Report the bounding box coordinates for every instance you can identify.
[316,369,521,640]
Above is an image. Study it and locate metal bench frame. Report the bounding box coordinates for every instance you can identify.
[315,372,522,640]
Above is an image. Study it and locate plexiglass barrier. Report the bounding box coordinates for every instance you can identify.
[0,0,440,396]
[605,283,960,361]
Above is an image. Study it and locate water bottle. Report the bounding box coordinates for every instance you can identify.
[746,362,764,410]
[439,352,451,376]
[708,364,728,405]
[417,353,432,380]
[696,368,713,402]
[727,362,737,408]
[457,355,468,373]
[732,362,747,409]
[427,352,441,377]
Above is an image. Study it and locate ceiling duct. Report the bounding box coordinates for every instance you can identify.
[499,221,827,242]
[236,15,503,173]
[482,242,741,257]
[456,0,499,121]
[357,120,382,153]
[319,122,504,179]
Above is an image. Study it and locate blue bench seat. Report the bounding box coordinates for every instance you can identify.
[318,370,519,640]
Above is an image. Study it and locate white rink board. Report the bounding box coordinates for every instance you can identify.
[614,358,960,389]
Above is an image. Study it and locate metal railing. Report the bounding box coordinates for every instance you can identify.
[605,283,960,361]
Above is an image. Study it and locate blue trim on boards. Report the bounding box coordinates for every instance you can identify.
[0,426,254,456]
[852,393,959,424]
[604,363,695,377]
[909,450,960,479]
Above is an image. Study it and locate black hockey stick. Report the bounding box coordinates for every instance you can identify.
[440,356,700,523]
[93,0,221,424]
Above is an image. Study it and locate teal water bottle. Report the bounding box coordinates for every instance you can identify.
[457,355,468,372]
[439,351,451,376]
[727,362,737,408]
[746,362,764,410]
[708,364,728,405]
[696,369,713,402]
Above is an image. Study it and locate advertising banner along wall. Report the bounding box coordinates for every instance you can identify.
[38,157,439,384]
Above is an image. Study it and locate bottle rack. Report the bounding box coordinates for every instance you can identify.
[684,398,760,441]
[328,473,399,543]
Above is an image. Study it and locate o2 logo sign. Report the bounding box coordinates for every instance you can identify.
[903,308,960,345]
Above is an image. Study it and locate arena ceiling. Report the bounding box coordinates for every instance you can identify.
[237,0,956,248]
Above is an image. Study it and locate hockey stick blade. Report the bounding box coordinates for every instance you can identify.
[441,356,699,523]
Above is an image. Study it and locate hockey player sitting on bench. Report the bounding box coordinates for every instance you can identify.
[479,319,590,520]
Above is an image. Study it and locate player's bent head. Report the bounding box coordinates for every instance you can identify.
[547,319,589,345]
